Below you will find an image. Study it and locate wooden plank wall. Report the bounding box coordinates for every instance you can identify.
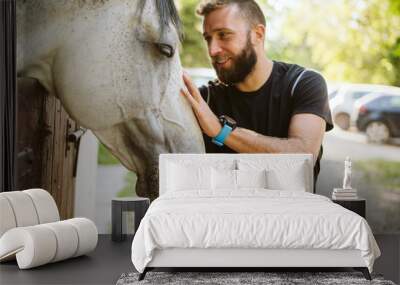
[17,77,79,219]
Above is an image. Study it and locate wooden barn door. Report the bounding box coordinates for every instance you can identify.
[16,77,81,219]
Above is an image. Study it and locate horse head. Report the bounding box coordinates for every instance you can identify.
[17,0,205,200]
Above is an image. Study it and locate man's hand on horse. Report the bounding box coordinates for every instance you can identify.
[181,72,221,138]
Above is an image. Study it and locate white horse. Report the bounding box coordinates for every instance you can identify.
[16,0,205,200]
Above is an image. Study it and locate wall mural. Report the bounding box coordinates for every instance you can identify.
[16,0,205,203]
[15,0,400,235]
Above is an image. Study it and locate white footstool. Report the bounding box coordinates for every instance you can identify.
[0,189,98,269]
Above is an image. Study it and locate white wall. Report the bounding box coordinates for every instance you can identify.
[74,130,98,222]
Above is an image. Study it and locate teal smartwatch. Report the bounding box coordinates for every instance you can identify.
[212,115,237,146]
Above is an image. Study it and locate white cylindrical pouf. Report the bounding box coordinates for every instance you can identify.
[65,218,98,257]
[42,221,79,262]
[1,192,39,227]
[0,196,17,237]
[0,190,98,269]
[0,226,57,269]
[23,189,60,223]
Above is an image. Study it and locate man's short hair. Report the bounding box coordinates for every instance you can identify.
[196,0,266,28]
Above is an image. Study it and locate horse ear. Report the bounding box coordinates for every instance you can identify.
[154,0,184,42]
[135,0,182,47]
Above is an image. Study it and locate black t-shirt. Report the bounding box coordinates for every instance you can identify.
[198,61,334,188]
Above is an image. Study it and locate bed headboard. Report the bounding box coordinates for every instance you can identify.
[159,153,314,195]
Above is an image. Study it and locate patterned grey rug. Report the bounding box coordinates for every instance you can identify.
[116,271,396,285]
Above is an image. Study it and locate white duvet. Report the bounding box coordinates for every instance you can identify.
[131,190,380,273]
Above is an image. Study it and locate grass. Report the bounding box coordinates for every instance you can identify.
[97,143,137,197]
[97,143,120,165]
[355,159,400,192]
[117,171,137,197]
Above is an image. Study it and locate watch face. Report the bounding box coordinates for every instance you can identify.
[219,115,237,129]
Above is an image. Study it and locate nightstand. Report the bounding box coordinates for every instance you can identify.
[332,198,366,218]
[111,197,150,242]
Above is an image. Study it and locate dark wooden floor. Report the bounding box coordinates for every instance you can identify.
[0,235,134,285]
[0,234,398,285]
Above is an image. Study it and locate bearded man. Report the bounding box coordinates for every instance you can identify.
[181,0,333,189]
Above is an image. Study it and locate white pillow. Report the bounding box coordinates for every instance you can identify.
[237,159,308,191]
[211,169,268,190]
[167,162,212,191]
[212,168,237,190]
[236,169,268,189]
[266,165,306,191]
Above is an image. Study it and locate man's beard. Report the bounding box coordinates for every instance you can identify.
[212,35,257,85]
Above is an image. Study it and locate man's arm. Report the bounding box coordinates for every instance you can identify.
[181,73,326,163]
[224,114,326,163]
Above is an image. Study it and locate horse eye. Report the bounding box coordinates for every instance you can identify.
[155,43,174,58]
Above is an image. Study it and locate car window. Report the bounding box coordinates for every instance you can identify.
[350,91,369,99]
[390,96,400,107]
[368,96,391,108]
[328,90,338,100]
[389,96,400,108]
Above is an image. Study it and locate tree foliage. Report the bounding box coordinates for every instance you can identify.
[178,0,211,68]
[271,0,400,86]
[388,0,400,85]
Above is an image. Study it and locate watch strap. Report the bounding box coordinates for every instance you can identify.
[212,124,233,146]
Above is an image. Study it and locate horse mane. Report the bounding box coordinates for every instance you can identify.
[17,0,183,43]
[138,0,184,42]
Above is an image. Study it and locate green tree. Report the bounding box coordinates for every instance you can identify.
[178,0,210,67]
[388,0,400,85]
[271,0,400,86]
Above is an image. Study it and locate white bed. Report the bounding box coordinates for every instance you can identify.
[131,154,380,280]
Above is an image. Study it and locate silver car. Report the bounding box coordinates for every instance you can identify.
[329,83,400,130]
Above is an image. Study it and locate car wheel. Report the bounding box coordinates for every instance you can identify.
[365,121,390,144]
[334,113,350,130]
